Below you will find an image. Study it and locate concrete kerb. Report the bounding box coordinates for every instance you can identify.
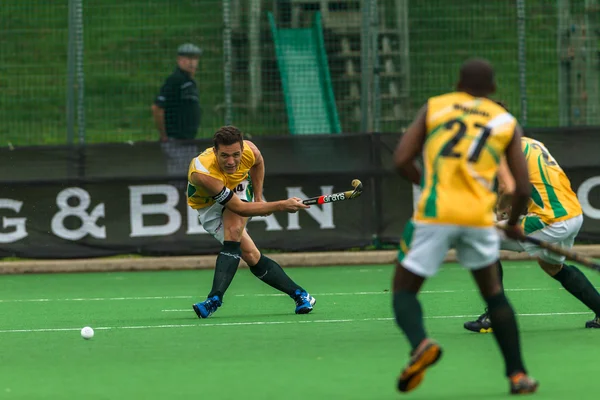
[1,245,600,274]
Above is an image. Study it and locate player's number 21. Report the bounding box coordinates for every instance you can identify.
[440,119,492,163]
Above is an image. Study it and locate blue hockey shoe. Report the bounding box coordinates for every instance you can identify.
[293,289,316,314]
[193,296,222,319]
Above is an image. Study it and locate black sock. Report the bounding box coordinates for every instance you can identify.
[393,290,427,351]
[482,262,504,315]
[553,264,600,315]
[486,292,526,376]
[208,241,242,300]
[248,254,303,296]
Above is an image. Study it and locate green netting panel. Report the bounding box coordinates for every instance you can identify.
[389,0,596,128]
[524,2,559,127]
[407,1,523,121]
[230,0,364,135]
[1,0,597,147]
[82,0,223,143]
[0,0,224,145]
[0,0,68,146]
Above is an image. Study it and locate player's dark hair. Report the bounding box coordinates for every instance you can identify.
[213,126,244,150]
[457,58,496,97]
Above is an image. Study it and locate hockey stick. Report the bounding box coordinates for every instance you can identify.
[518,235,600,272]
[302,179,364,205]
[499,225,600,272]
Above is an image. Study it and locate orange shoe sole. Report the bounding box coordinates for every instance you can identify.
[397,341,443,393]
[510,373,539,395]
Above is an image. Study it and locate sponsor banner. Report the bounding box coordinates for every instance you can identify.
[1,131,600,258]
[0,175,375,258]
[564,168,600,241]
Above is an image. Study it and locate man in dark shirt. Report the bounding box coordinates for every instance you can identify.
[152,43,202,141]
[152,44,202,182]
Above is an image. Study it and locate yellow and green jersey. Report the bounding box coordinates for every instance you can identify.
[187,141,255,210]
[400,135,583,261]
[520,137,582,231]
[414,92,517,227]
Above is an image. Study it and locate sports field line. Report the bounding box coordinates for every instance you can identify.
[162,310,591,318]
[0,296,193,303]
[0,287,580,304]
[0,312,592,334]
[233,287,567,297]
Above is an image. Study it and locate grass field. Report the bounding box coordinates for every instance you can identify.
[1,261,599,399]
[1,1,567,145]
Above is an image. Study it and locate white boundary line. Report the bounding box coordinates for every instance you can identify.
[0,287,580,304]
[0,312,592,334]
[233,288,567,297]
[0,296,194,303]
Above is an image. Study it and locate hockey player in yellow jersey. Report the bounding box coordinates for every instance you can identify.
[465,126,600,332]
[392,59,538,395]
[188,126,316,319]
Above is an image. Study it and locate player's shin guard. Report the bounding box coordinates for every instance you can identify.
[208,241,242,300]
[248,253,302,296]
[393,290,427,351]
[553,264,600,316]
[485,292,526,377]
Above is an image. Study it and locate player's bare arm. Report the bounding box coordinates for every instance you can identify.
[496,157,516,217]
[394,105,427,185]
[190,171,308,217]
[246,141,265,202]
[503,125,530,238]
[497,157,516,196]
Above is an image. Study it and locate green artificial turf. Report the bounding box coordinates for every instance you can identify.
[1,262,599,399]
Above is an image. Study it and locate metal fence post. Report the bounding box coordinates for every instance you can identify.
[67,0,76,145]
[75,0,85,144]
[557,0,571,126]
[360,0,372,132]
[585,0,599,125]
[517,0,527,126]
[396,0,410,123]
[249,0,262,113]
[371,0,381,133]
[223,0,233,125]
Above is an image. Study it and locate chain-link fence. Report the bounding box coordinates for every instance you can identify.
[0,0,598,146]
[1,0,224,145]
[0,0,69,145]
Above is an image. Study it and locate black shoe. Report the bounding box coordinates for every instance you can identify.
[585,315,600,329]
[463,309,493,333]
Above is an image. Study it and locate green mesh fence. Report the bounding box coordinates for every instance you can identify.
[0,0,598,146]
[0,0,69,146]
[406,0,556,128]
[0,0,224,145]
[234,0,402,135]
[82,0,223,144]
[230,0,600,132]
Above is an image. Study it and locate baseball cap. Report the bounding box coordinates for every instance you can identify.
[177,43,202,57]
